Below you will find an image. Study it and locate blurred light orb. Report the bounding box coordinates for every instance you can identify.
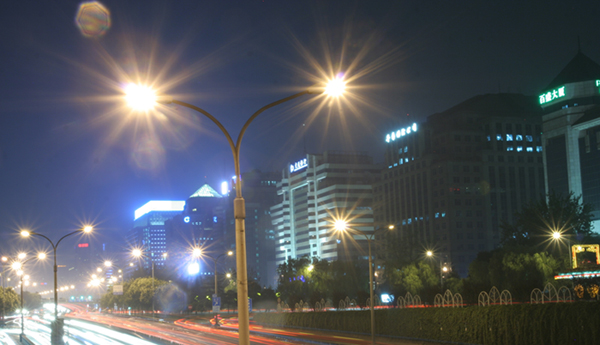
[187,262,200,275]
[76,1,111,38]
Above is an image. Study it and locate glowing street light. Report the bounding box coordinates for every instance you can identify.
[15,252,46,338]
[124,78,345,345]
[20,225,93,338]
[333,219,393,345]
[551,231,573,268]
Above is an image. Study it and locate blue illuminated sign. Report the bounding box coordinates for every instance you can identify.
[385,123,418,143]
[290,158,308,173]
[183,216,190,223]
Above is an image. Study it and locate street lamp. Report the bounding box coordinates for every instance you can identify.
[192,248,234,327]
[123,78,344,345]
[551,231,573,269]
[333,220,393,345]
[104,261,124,284]
[131,248,167,318]
[13,252,46,339]
[426,250,450,288]
[20,225,92,343]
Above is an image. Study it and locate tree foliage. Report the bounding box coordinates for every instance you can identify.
[501,191,593,247]
[0,287,20,316]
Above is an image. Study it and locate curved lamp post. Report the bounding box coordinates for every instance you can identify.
[20,226,92,324]
[13,252,46,339]
[192,248,233,327]
[125,78,345,345]
[333,220,393,345]
[131,248,167,318]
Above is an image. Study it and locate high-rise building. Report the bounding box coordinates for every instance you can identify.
[539,50,600,229]
[375,94,545,276]
[128,200,185,272]
[166,184,230,277]
[230,170,280,287]
[271,151,381,266]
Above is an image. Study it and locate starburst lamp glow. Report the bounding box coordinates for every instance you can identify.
[125,84,157,111]
[325,77,346,97]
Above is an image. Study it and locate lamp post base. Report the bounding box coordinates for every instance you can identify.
[51,318,65,345]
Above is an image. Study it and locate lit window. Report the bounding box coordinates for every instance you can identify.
[507,147,513,151]
[536,146,543,152]
[526,147,533,152]
[517,146,523,152]
[526,135,533,142]
[516,135,523,141]
[496,134,503,141]
[442,213,446,217]
[506,134,513,141]
[435,213,439,218]
[405,158,408,163]
[487,135,491,141]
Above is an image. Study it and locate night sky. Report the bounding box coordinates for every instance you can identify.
[1,0,599,285]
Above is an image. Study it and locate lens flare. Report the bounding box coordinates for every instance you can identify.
[76,1,111,38]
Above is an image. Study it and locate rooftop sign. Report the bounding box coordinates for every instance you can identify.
[134,200,185,220]
[290,158,308,173]
[385,123,417,143]
[539,86,566,105]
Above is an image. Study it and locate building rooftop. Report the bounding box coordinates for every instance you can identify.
[189,184,222,198]
[545,51,600,90]
[430,93,541,122]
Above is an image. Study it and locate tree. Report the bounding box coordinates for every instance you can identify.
[0,287,20,316]
[501,191,593,247]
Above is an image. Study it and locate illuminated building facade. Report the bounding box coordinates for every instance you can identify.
[375,94,545,276]
[128,200,185,272]
[539,50,600,229]
[271,151,381,266]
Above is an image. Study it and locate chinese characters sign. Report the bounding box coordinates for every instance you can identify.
[539,86,565,105]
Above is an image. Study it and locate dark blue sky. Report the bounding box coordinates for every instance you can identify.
[1,0,599,285]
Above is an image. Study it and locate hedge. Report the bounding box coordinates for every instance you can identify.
[253,303,600,345]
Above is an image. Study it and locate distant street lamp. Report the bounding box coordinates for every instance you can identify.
[426,250,450,288]
[333,220,393,345]
[104,261,124,284]
[14,252,46,339]
[124,77,345,345]
[131,248,167,318]
[192,248,234,327]
[20,225,92,343]
[551,231,573,269]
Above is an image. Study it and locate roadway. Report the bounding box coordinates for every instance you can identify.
[3,303,444,345]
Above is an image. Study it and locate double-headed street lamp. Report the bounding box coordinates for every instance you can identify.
[426,250,450,288]
[333,220,393,345]
[131,248,167,317]
[124,77,345,345]
[20,226,93,332]
[12,252,46,339]
[192,247,233,327]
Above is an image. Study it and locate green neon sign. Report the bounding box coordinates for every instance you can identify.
[596,80,600,87]
[539,86,565,105]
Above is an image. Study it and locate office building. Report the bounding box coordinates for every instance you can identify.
[539,50,600,229]
[230,170,280,287]
[375,94,546,276]
[166,184,230,277]
[128,200,185,272]
[271,151,381,266]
